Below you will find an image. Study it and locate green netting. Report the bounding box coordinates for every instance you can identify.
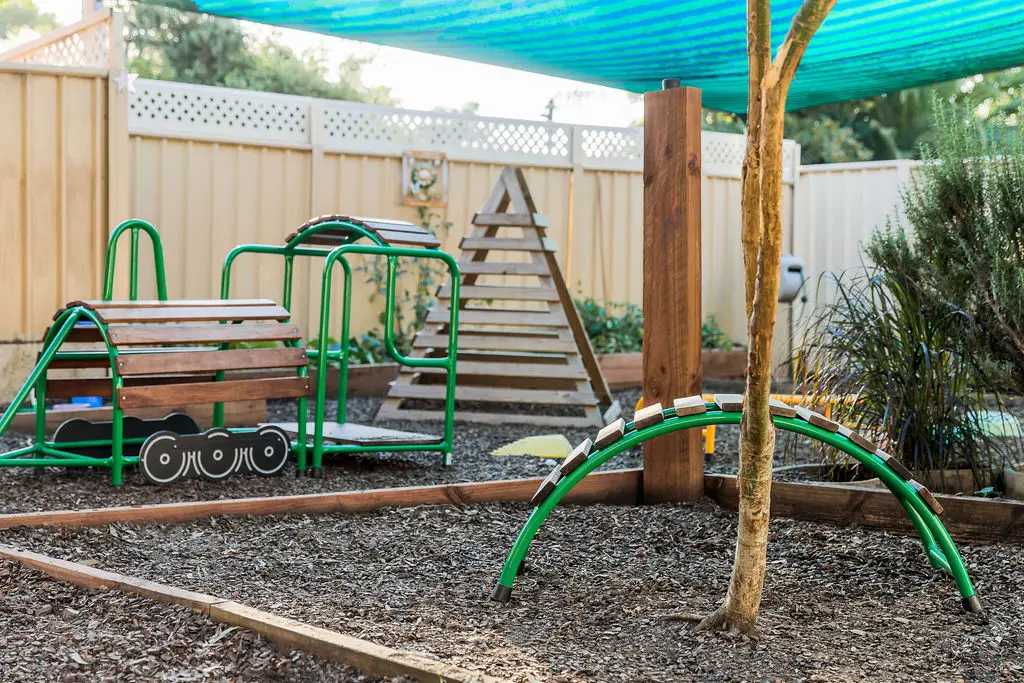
[158,0,1024,112]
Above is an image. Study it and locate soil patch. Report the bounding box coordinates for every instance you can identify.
[3,501,1020,682]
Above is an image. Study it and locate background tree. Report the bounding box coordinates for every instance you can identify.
[0,0,58,41]
[122,0,394,103]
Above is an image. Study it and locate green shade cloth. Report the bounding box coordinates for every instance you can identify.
[168,0,1024,112]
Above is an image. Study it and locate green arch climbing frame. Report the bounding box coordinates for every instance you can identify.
[491,396,983,614]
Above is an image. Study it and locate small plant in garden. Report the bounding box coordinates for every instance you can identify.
[701,315,734,351]
[794,266,1014,489]
[574,296,644,354]
[575,295,736,353]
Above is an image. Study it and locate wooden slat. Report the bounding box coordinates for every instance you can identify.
[471,212,547,227]
[117,347,308,376]
[425,308,566,327]
[714,394,745,412]
[71,298,275,310]
[633,403,665,429]
[375,405,603,427]
[458,236,553,252]
[270,422,440,446]
[413,333,578,352]
[385,383,596,406]
[47,375,216,399]
[456,261,549,276]
[108,323,301,346]
[119,377,310,409]
[95,305,291,324]
[436,284,560,301]
[408,361,588,380]
[0,469,640,529]
[703,474,1024,542]
[595,418,627,448]
[374,229,441,248]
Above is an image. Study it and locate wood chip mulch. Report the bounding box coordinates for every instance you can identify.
[0,389,821,514]
[3,501,1021,682]
[0,559,412,682]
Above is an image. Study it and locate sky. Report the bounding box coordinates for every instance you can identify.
[29,0,644,127]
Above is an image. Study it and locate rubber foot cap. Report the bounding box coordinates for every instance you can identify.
[490,583,512,604]
[962,595,983,614]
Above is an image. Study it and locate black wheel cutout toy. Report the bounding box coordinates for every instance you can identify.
[139,425,291,485]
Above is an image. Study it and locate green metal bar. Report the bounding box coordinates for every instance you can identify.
[313,244,460,467]
[493,407,979,612]
[0,311,82,436]
[282,254,295,310]
[129,228,140,300]
[42,437,148,449]
[0,445,40,460]
[219,220,385,300]
[103,219,168,301]
[335,257,353,425]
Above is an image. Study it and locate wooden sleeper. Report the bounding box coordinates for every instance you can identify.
[595,418,626,449]
[673,395,707,417]
[874,449,914,481]
[793,405,840,433]
[909,479,944,516]
[530,469,562,506]
[632,403,665,430]
[559,438,593,476]
[714,394,744,412]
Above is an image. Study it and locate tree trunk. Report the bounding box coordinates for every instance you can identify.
[740,0,770,320]
[700,0,836,635]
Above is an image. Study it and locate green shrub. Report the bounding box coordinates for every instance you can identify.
[574,297,644,354]
[867,102,1024,387]
[574,296,736,354]
[795,268,1013,488]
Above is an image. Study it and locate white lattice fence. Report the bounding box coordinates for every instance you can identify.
[128,79,798,180]
[0,10,115,70]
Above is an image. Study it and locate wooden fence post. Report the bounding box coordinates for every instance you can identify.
[641,81,703,502]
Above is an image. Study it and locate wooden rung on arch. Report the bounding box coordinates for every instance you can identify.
[378,167,613,428]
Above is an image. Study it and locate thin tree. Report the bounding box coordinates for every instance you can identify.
[704,0,837,635]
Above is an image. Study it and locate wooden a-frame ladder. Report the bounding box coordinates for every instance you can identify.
[377,167,614,428]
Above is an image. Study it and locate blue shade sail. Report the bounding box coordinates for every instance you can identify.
[173,0,1024,112]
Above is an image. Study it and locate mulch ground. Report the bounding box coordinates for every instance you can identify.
[0,559,411,682]
[3,501,1021,682]
[0,389,821,514]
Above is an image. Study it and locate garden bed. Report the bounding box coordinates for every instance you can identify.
[1,501,1020,682]
[0,559,404,682]
[0,389,821,514]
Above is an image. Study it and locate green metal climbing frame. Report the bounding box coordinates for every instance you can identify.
[492,401,983,614]
[220,217,460,472]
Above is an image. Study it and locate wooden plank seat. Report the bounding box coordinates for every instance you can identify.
[269,421,441,446]
[285,214,441,249]
[47,299,310,409]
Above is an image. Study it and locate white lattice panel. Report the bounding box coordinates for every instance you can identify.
[8,21,110,69]
[130,80,310,145]
[128,79,797,180]
[321,101,571,165]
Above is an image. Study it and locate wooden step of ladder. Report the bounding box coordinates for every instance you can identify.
[379,166,614,428]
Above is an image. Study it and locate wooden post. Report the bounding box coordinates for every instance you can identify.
[641,82,703,503]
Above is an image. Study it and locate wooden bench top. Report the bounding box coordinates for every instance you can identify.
[285,214,441,249]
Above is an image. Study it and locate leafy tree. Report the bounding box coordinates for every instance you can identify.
[0,0,58,40]
[123,0,394,103]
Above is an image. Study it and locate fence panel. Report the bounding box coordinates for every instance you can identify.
[0,66,109,341]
